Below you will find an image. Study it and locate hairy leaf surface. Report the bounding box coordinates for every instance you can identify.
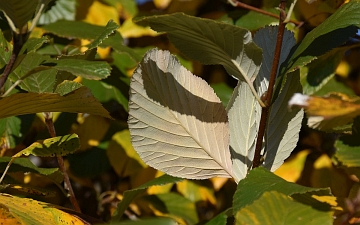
[135,13,262,82]
[128,49,233,180]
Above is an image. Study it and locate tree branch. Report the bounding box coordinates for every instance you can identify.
[252,0,287,169]
[43,112,81,213]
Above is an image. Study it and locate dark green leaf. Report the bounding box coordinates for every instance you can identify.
[20,37,50,54]
[110,217,177,225]
[87,20,120,50]
[205,208,232,225]
[0,86,112,119]
[235,8,278,31]
[233,167,331,212]
[38,0,76,25]
[0,157,63,183]
[235,191,332,225]
[0,115,34,149]
[0,0,38,29]
[111,174,183,222]
[280,0,360,76]
[135,13,262,82]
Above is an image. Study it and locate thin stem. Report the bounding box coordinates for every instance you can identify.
[252,0,287,169]
[43,112,81,213]
[228,0,302,26]
[29,3,45,32]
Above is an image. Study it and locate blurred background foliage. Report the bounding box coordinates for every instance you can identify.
[1,0,360,224]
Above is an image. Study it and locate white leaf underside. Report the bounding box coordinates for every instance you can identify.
[227,81,260,181]
[128,49,233,179]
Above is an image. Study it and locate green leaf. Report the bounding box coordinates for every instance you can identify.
[103,0,138,17]
[0,115,34,149]
[135,13,263,82]
[226,82,260,181]
[43,59,111,80]
[280,0,360,76]
[335,117,360,167]
[13,133,80,158]
[205,208,232,225]
[110,217,177,225]
[0,0,38,29]
[301,47,345,95]
[233,167,331,212]
[38,0,76,25]
[235,191,333,225]
[20,37,50,54]
[9,53,56,93]
[0,29,12,68]
[0,157,63,183]
[54,80,83,96]
[111,174,183,221]
[210,83,233,107]
[128,49,233,180]
[143,193,199,225]
[0,86,112,119]
[87,20,120,50]
[235,8,278,31]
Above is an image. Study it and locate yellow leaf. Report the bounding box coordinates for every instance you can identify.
[274,150,310,182]
[209,177,229,191]
[73,115,110,151]
[154,0,172,9]
[83,0,118,26]
[147,171,174,194]
[176,180,216,205]
[119,18,158,38]
[107,130,147,177]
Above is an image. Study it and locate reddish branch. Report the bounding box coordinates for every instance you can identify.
[44,112,81,213]
[229,0,302,26]
[252,1,288,169]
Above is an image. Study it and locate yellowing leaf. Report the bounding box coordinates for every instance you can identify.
[289,93,360,130]
[176,180,216,205]
[83,0,118,26]
[107,130,147,177]
[119,18,158,38]
[274,150,310,182]
[154,0,172,9]
[0,193,87,225]
[74,115,109,151]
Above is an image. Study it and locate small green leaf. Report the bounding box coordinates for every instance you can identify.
[211,83,233,107]
[235,191,333,225]
[43,59,111,80]
[135,13,262,82]
[144,193,199,225]
[0,29,12,68]
[235,8,278,30]
[0,115,34,149]
[233,167,331,212]
[54,80,83,96]
[20,37,50,54]
[0,86,112,119]
[13,133,80,158]
[280,0,360,76]
[111,174,183,222]
[87,20,120,50]
[38,0,76,25]
[0,0,38,29]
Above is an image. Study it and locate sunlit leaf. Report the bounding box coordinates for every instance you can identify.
[226,82,260,181]
[38,0,76,25]
[135,13,263,82]
[13,134,79,158]
[111,174,183,221]
[0,86,112,119]
[0,193,87,225]
[176,180,216,204]
[107,130,146,177]
[0,0,38,29]
[274,150,310,182]
[54,80,82,96]
[280,0,360,77]
[289,92,360,131]
[235,191,333,225]
[128,49,233,180]
[233,167,331,212]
